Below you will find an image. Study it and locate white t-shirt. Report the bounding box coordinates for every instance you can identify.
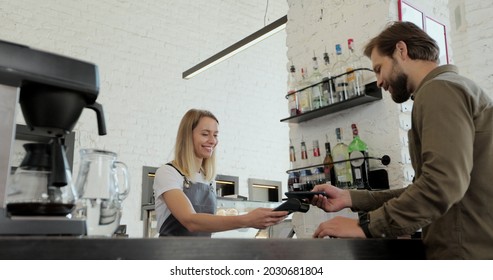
[153,164,211,233]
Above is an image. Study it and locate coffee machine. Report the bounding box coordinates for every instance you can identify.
[0,39,106,235]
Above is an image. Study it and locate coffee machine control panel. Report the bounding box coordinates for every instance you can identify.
[0,39,99,100]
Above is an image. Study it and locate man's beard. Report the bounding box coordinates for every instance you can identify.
[389,61,412,103]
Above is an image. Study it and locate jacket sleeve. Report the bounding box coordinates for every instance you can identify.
[349,188,406,211]
[364,80,474,238]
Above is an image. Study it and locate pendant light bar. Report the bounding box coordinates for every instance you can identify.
[182,15,287,79]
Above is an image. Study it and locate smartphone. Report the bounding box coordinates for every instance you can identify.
[284,191,327,200]
[273,198,309,214]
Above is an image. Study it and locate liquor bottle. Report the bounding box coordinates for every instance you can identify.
[311,167,324,187]
[332,128,353,188]
[321,50,335,105]
[287,65,300,116]
[300,138,308,162]
[309,55,327,109]
[331,44,349,102]
[289,139,296,163]
[288,171,300,192]
[347,38,365,97]
[298,68,313,113]
[316,167,325,185]
[299,169,313,191]
[348,123,370,189]
[323,137,336,184]
[312,140,321,159]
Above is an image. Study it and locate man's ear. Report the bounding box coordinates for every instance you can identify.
[395,41,408,59]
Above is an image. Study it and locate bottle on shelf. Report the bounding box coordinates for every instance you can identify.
[316,167,325,185]
[289,139,296,169]
[301,138,308,156]
[287,65,300,116]
[287,171,300,192]
[312,140,320,158]
[300,137,308,162]
[323,136,336,185]
[299,169,313,191]
[332,127,353,189]
[347,38,365,97]
[343,41,357,100]
[311,167,324,187]
[309,55,327,109]
[321,50,335,105]
[348,123,370,189]
[331,44,350,102]
[298,68,313,113]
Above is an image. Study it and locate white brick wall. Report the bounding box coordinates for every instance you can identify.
[449,0,493,92]
[1,0,289,237]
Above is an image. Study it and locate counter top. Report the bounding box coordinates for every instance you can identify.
[0,237,425,260]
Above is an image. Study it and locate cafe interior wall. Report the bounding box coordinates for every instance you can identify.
[447,0,493,93]
[285,0,493,190]
[0,0,290,237]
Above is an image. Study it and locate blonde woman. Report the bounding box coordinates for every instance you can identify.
[153,109,287,237]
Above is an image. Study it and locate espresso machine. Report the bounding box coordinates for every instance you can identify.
[0,39,106,235]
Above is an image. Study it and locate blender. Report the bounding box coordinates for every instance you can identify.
[0,39,106,235]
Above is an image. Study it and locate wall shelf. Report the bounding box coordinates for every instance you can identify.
[280,81,382,124]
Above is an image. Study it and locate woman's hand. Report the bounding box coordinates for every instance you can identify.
[243,208,288,229]
[310,183,352,212]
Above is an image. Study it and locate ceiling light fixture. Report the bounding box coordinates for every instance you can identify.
[182,15,287,79]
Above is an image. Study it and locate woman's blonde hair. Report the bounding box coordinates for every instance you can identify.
[172,109,218,181]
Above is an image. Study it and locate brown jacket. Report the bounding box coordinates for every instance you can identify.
[350,65,493,259]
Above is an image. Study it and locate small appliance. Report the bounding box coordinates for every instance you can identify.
[0,39,106,235]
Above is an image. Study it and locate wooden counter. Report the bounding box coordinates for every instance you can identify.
[0,237,425,260]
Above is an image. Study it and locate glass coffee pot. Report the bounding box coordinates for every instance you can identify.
[7,143,77,216]
[74,149,130,236]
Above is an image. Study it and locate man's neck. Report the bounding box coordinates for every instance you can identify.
[408,60,438,92]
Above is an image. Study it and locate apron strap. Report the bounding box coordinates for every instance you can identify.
[166,162,192,189]
[165,162,185,177]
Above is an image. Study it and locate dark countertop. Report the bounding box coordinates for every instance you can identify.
[0,237,425,260]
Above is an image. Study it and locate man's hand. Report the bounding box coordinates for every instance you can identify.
[310,183,352,212]
[312,216,366,238]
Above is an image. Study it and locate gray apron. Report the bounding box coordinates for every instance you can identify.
[159,163,217,237]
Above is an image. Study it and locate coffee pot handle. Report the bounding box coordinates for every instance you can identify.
[49,138,70,187]
[86,102,107,136]
[114,161,130,201]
